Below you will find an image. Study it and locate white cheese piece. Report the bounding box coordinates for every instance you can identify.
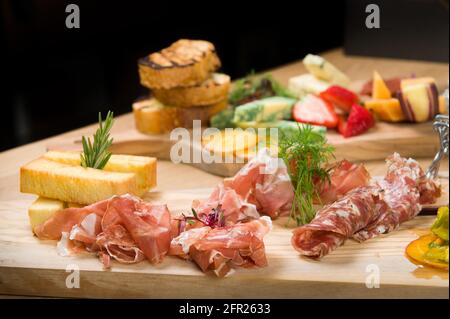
[288,74,330,98]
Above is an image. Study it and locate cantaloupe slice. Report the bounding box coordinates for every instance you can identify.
[365,98,405,122]
[372,71,391,99]
[438,95,447,115]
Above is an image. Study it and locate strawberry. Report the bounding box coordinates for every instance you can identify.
[319,85,359,113]
[338,103,375,138]
[292,94,338,128]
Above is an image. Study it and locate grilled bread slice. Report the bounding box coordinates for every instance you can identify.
[138,39,221,89]
[133,97,228,134]
[152,73,230,107]
[20,158,141,205]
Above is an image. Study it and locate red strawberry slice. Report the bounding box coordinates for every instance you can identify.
[292,94,338,128]
[338,103,375,138]
[319,85,359,113]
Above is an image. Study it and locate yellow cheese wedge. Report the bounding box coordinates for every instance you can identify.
[400,77,436,91]
[203,129,258,158]
[28,197,66,234]
[401,83,431,122]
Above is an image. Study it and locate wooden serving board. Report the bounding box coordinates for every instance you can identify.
[0,179,448,299]
[47,120,441,177]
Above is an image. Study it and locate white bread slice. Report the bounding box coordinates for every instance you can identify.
[152,73,230,107]
[138,39,221,89]
[20,158,139,205]
[43,151,157,194]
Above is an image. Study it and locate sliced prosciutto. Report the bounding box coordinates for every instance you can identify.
[189,148,294,229]
[35,195,172,267]
[316,159,371,204]
[292,153,440,259]
[170,216,272,277]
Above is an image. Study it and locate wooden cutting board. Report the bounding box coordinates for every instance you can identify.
[47,120,441,177]
[0,181,448,299]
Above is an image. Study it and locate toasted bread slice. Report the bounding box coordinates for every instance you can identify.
[138,39,221,89]
[43,151,157,194]
[20,158,139,205]
[133,98,228,134]
[152,73,230,107]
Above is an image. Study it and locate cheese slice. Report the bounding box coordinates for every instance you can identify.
[303,54,350,87]
[288,74,330,98]
[28,197,66,234]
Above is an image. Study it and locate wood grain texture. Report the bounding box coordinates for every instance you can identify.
[0,186,448,298]
[0,49,448,298]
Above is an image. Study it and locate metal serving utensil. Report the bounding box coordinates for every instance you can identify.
[425,89,449,180]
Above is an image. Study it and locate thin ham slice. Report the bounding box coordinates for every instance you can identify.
[317,159,371,204]
[170,216,272,277]
[35,195,172,267]
[292,153,440,259]
[187,148,294,230]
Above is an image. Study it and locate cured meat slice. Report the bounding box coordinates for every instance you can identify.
[316,159,371,204]
[292,186,380,258]
[116,199,171,264]
[292,153,441,259]
[35,195,172,267]
[353,153,440,241]
[35,199,108,240]
[170,216,272,277]
[189,148,294,229]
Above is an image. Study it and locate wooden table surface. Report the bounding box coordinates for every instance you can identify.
[0,48,448,298]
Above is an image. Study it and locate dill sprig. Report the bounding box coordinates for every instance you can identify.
[278,124,334,226]
[80,111,114,169]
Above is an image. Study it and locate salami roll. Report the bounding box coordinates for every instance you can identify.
[292,153,441,259]
[291,187,379,258]
[353,153,439,241]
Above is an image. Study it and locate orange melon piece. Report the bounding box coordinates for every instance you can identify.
[365,98,405,122]
[438,95,447,114]
[406,234,449,270]
[372,71,391,99]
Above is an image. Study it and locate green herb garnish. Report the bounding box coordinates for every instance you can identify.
[228,72,295,106]
[278,124,334,226]
[80,111,114,169]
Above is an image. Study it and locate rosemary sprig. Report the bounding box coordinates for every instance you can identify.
[278,124,334,226]
[80,111,114,169]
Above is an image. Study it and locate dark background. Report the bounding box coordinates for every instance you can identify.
[1,0,448,151]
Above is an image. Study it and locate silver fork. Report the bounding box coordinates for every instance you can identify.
[425,89,449,180]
